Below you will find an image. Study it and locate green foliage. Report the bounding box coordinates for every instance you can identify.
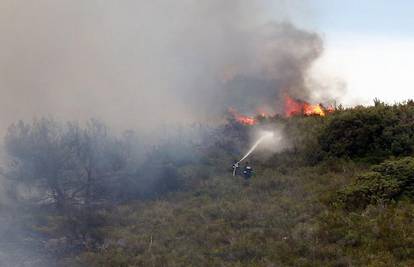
[79,163,358,267]
[76,101,414,266]
[319,102,414,161]
[337,157,414,210]
[5,100,414,266]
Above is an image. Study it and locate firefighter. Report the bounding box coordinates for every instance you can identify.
[232,161,240,176]
[242,162,253,179]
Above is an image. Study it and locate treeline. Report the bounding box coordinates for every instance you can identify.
[4,118,199,204]
[264,99,414,164]
[1,118,204,260]
[319,100,414,160]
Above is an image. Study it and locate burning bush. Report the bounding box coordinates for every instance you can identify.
[228,94,334,126]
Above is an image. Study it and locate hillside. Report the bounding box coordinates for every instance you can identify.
[2,100,414,267]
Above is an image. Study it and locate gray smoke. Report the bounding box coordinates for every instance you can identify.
[0,0,321,136]
[0,2,326,265]
[220,22,323,115]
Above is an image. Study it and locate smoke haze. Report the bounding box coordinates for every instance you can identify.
[0,2,333,266]
[0,0,324,135]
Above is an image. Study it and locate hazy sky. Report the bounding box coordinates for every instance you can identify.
[311,0,414,105]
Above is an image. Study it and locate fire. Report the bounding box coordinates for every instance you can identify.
[229,95,334,125]
[285,95,305,117]
[285,95,332,117]
[228,108,257,125]
[304,103,325,116]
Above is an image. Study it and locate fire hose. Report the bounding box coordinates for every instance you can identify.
[232,131,274,176]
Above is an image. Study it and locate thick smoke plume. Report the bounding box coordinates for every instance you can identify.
[0,0,322,135]
[221,22,323,116]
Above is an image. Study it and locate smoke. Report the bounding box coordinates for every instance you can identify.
[0,2,328,265]
[220,22,323,115]
[0,0,322,136]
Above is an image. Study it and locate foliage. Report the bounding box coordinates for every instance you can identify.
[80,165,350,267]
[317,202,414,267]
[2,118,200,259]
[336,157,414,210]
[3,100,414,266]
[319,101,414,161]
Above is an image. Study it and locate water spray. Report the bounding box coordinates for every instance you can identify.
[232,131,274,176]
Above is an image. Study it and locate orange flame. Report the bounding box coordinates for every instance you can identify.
[304,103,326,116]
[285,95,332,117]
[285,95,304,117]
[228,95,334,125]
[228,108,257,125]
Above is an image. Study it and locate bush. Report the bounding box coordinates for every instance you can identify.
[319,102,414,161]
[337,157,414,210]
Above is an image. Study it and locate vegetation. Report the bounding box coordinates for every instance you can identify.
[319,100,414,161]
[337,157,414,210]
[2,100,414,266]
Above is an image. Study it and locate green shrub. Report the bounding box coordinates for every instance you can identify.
[319,102,414,161]
[337,157,414,209]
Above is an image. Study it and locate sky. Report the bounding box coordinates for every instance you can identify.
[309,0,414,105]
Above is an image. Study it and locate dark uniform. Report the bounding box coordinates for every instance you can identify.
[242,164,253,179]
